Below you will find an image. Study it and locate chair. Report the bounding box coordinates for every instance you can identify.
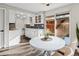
[64,37,71,45]
[68,39,78,52]
[52,39,77,56]
[52,46,74,56]
[76,48,79,55]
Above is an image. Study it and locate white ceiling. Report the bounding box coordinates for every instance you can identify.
[6,3,70,13]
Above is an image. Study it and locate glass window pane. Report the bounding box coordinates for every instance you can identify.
[46,16,55,36]
[56,16,69,38]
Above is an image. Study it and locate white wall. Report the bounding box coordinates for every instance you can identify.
[70,4,79,41]
[45,4,72,16]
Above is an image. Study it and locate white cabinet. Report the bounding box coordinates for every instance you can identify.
[25,14,30,24]
[38,29,44,37]
[34,14,44,24]
[39,14,44,24]
[25,28,44,38]
[33,29,38,38]
[25,28,32,38]
[25,28,38,38]
[9,10,16,23]
[32,16,35,24]
[25,28,29,37]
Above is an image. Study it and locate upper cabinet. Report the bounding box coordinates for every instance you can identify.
[25,14,33,24]
[34,13,44,24]
[9,9,45,28]
[25,13,44,25]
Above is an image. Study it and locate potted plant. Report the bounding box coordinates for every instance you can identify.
[42,31,49,41]
[76,24,79,47]
[41,29,52,41]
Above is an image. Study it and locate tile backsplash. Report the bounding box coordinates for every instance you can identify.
[26,24,44,29]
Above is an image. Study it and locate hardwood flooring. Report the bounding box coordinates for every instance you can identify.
[0,40,79,56]
[0,42,42,56]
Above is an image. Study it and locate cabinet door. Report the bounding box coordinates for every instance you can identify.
[28,29,32,38]
[25,28,27,36]
[38,29,44,36]
[40,14,44,24]
[25,28,30,38]
[9,10,15,23]
[33,29,38,37]
[26,14,31,24]
[35,14,44,24]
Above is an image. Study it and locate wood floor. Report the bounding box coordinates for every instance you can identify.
[0,42,79,56]
[0,42,43,56]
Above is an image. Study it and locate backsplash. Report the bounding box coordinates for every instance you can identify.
[26,24,44,29]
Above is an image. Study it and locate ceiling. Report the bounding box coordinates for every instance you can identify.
[6,3,71,13]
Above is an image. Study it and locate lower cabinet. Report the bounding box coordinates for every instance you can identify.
[25,28,44,38]
[38,29,44,37]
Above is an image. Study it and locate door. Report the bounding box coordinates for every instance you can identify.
[0,9,4,48]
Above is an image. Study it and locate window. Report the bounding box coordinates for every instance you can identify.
[56,13,69,38]
[45,13,70,38]
[46,16,55,36]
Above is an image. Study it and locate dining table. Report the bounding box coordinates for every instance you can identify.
[30,36,65,56]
